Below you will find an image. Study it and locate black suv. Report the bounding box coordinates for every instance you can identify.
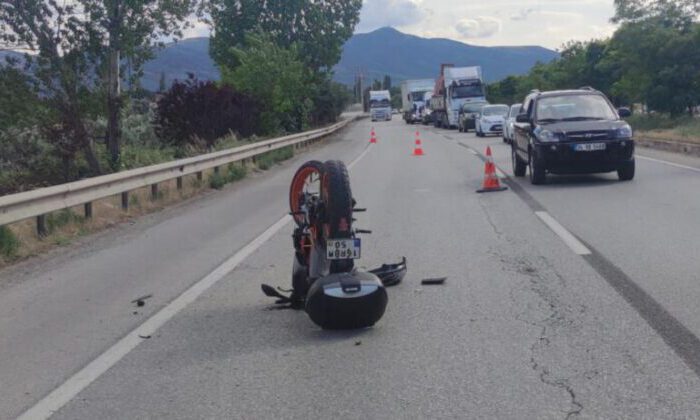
[512,88,635,184]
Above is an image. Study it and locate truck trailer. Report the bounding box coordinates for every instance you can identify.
[431,64,486,129]
[400,79,435,124]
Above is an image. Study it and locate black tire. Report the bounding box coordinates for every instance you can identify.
[321,160,354,274]
[512,146,527,177]
[289,160,325,227]
[529,150,546,185]
[618,159,635,181]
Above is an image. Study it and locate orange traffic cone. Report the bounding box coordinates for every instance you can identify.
[477,146,507,193]
[370,128,377,144]
[412,133,424,156]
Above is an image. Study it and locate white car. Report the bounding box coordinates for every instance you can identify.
[476,104,509,137]
[503,104,523,143]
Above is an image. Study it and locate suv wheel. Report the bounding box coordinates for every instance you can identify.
[512,146,527,177]
[618,159,635,181]
[529,150,546,185]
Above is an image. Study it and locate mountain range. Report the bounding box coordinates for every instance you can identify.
[2,27,558,91]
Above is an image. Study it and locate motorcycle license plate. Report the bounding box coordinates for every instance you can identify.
[574,143,606,152]
[326,238,361,260]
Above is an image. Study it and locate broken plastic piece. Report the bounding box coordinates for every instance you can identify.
[421,277,447,285]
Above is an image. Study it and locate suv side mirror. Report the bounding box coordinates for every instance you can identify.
[618,107,632,118]
[516,114,530,123]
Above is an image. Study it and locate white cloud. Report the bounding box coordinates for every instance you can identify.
[511,7,538,21]
[356,0,428,32]
[455,16,501,39]
[356,0,618,48]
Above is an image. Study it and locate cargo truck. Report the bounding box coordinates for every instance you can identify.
[431,64,486,129]
[369,90,392,122]
[400,79,435,124]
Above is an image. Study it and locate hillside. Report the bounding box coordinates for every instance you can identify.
[1,28,558,90]
[334,27,558,85]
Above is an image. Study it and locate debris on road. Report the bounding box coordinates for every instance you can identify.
[421,277,447,285]
[131,294,153,307]
[355,341,362,346]
[138,334,151,339]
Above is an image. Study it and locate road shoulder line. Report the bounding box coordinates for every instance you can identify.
[535,211,592,255]
[636,154,700,173]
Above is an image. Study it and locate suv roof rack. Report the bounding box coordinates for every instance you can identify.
[579,86,596,91]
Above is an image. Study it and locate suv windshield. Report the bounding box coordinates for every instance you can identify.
[536,94,617,122]
[482,105,509,116]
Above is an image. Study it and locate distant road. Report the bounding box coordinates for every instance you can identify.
[3,118,700,419]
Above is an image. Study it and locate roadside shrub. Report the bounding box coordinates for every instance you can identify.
[310,79,352,126]
[626,114,696,131]
[0,226,20,258]
[209,164,247,190]
[0,127,65,195]
[154,75,261,148]
[257,147,294,170]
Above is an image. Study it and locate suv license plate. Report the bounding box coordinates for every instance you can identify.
[326,238,361,260]
[574,143,606,152]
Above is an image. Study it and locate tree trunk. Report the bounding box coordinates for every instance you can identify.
[106,1,122,170]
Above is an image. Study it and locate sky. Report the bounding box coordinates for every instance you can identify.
[355,0,618,50]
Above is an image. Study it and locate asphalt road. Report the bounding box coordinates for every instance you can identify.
[3,117,700,419]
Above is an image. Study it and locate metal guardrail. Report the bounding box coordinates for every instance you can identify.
[0,118,354,235]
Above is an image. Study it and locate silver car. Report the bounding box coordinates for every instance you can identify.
[503,104,523,144]
[475,104,509,137]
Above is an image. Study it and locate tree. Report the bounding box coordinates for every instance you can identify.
[0,0,197,172]
[222,33,313,134]
[159,72,167,92]
[155,75,261,148]
[208,0,362,71]
[383,75,392,90]
[613,0,700,27]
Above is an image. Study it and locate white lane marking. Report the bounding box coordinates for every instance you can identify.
[19,144,373,420]
[17,216,291,420]
[348,144,372,169]
[636,155,700,173]
[468,149,478,155]
[535,211,591,256]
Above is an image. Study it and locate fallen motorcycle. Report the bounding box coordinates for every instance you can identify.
[262,159,406,329]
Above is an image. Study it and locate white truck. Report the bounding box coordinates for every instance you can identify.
[400,79,435,124]
[369,90,392,122]
[431,64,486,129]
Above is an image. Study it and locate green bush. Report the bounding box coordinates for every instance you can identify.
[0,226,20,258]
[209,164,247,190]
[257,147,294,170]
[626,114,691,131]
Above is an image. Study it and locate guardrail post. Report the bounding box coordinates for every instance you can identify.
[84,202,93,219]
[176,177,183,190]
[121,192,129,210]
[151,184,159,200]
[37,215,47,237]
